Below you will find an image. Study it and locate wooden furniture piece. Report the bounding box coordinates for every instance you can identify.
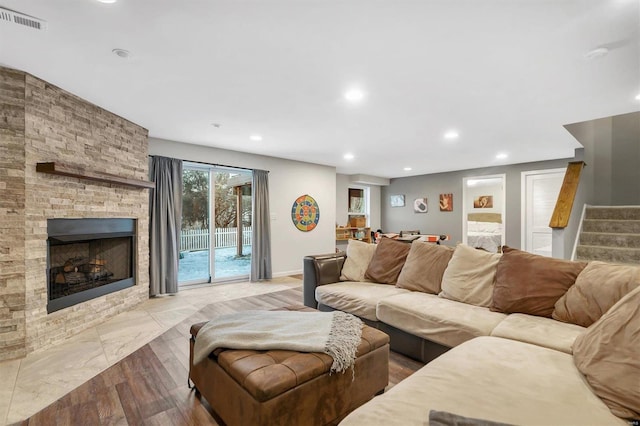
[189,306,390,426]
[336,226,372,243]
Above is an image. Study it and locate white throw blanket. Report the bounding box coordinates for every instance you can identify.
[192,310,363,373]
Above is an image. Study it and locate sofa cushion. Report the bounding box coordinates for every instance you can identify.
[396,241,454,294]
[490,247,587,317]
[553,261,640,327]
[490,313,585,354]
[339,336,625,426]
[315,282,409,322]
[376,292,507,347]
[573,285,640,419]
[340,239,377,282]
[438,244,501,307]
[365,237,411,285]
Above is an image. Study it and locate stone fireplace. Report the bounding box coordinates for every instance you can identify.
[0,66,151,361]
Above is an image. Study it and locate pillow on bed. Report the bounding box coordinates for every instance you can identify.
[438,244,501,307]
[490,247,586,317]
[553,261,640,327]
[364,237,411,285]
[340,239,377,282]
[572,285,640,419]
[467,221,502,234]
[396,241,454,294]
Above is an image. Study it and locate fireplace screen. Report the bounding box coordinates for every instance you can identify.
[47,218,136,313]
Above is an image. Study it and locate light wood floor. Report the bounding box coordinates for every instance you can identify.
[23,287,424,425]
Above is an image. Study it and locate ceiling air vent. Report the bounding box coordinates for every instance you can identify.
[0,7,47,30]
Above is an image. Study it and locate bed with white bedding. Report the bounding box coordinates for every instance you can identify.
[466,213,502,253]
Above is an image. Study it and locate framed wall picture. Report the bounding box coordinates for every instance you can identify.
[473,195,494,209]
[439,193,453,211]
[390,194,405,207]
[413,197,428,213]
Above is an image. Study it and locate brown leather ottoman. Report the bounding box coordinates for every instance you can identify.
[189,310,389,426]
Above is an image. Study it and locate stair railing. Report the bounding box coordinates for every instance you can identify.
[570,204,588,261]
[549,161,586,229]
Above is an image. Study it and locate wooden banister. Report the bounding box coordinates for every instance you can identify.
[549,161,585,228]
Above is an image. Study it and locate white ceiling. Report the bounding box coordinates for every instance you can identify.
[1,0,638,178]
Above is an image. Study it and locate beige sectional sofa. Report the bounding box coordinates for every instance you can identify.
[303,238,640,425]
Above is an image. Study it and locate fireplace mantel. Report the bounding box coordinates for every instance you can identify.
[36,162,155,189]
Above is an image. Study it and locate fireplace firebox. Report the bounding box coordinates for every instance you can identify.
[47,218,136,314]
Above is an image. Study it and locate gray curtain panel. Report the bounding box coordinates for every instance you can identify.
[149,156,183,296]
[251,169,272,281]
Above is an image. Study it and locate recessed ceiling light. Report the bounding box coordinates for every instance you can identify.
[250,134,263,141]
[343,153,355,160]
[496,153,508,160]
[444,130,459,140]
[344,89,365,103]
[97,0,118,4]
[635,93,640,101]
[403,167,412,171]
[112,48,130,59]
[584,47,609,60]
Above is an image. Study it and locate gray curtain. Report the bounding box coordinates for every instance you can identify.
[251,169,272,281]
[149,156,183,296]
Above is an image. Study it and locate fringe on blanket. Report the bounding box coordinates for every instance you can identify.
[326,311,364,373]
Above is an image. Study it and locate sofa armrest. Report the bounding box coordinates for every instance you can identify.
[303,252,346,308]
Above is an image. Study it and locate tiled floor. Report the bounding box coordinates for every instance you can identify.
[0,277,303,425]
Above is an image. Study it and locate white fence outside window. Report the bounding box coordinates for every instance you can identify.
[181,227,252,251]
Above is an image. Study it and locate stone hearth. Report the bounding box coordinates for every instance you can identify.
[0,66,150,361]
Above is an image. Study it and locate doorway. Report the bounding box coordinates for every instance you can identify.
[179,163,252,285]
[521,168,565,257]
[462,174,506,253]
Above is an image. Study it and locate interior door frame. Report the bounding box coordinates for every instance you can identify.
[462,173,506,248]
[520,167,566,255]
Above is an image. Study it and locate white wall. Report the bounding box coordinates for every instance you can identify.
[149,138,336,276]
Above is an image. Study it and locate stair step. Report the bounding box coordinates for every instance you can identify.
[581,219,640,234]
[579,232,640,249]
[586,206,640,220]
[575,245,640,265]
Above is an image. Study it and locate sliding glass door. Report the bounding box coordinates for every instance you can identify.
[179,163,252,285]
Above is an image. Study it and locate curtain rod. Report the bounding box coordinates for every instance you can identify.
[149,155,269,173]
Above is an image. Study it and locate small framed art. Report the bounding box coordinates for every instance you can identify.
[473,195,493,209]
[439,193,453,211]
[390,194,405,207]
[413,198,428,213]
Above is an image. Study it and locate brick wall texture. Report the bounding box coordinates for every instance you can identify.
[0,66,150,361]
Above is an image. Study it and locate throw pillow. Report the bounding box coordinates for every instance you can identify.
[490,247,586,317]
[364,237,411,285]
[396,241,454,294]
[339,239,377,282]
[573,285,640,419]
[438,244,501,307]
[553,261,640,327]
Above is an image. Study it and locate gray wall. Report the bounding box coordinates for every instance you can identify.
[382,158,574,249]
[565,111,640,206]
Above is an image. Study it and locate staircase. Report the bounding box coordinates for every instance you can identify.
[575,206,640,265]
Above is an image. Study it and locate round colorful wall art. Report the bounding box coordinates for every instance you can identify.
[291,194,320,232]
